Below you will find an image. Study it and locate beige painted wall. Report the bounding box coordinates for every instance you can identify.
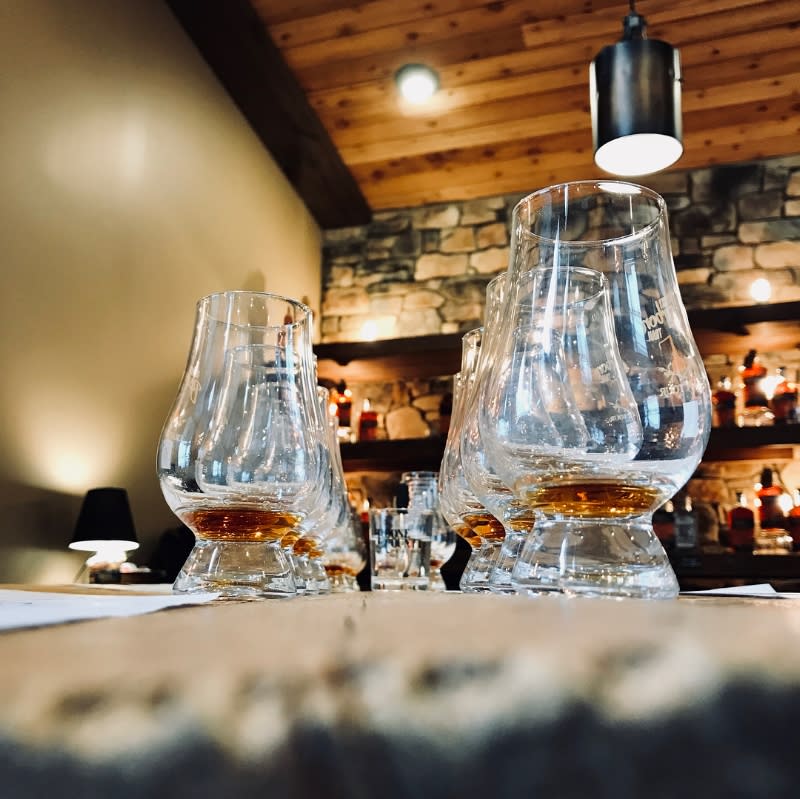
[0,0,322,579]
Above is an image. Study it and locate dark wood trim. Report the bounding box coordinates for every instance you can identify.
[316,332,463,383]
[703,426,799,462]
[338,427,799,473]
[315,301,800,382]
[340,437,446,473]
[165,0,371,230]
[671,552,800,580]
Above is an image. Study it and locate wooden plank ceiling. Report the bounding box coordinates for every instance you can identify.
[250,0,800,218]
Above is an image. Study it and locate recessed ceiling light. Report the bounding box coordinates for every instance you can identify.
[395,63,439,104]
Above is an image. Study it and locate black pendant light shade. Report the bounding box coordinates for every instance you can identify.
[590,7,683,176]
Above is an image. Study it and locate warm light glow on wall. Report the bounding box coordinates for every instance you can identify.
[12,392,126,494]
[359,317,397,341]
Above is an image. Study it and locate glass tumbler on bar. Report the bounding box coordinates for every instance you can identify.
[480,181,711,599]
[369,507,432,591]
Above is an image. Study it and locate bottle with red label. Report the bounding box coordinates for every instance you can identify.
[739,350,773,426]
[726,492,754,552]
[757,467,785,531]
[770,367,798,424]
[357,398,379,441]
[335,382,353,442]
[712,375,737,428]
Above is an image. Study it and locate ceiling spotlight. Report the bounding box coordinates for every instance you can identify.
[590,1,683,176]
[395,63,440,104]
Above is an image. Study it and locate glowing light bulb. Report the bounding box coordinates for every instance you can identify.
[750,277,772,303]
[395,64,439,104]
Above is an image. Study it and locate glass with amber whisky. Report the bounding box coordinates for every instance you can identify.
[480,182,712,599]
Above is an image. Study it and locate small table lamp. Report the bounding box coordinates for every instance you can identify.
[69,487,139,583]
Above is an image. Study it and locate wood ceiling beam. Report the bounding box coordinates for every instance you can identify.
[290,8,800,93]
[165,0,371,229]
[309,45,800,124]
[357,119,800,208]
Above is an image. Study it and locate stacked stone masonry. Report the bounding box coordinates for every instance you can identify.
[321,156,800,511]
[322,155,800,346]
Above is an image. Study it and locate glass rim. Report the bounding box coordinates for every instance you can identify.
[512,179,667,248]
[518,264,609,304]
[196,290,314,329]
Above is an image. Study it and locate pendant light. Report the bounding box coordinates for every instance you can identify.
[590,1,683,176]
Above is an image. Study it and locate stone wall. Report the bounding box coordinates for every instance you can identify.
[321,156,800,523]
[321,155,800,344]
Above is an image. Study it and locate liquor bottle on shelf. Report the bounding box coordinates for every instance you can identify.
[357,398,379,441]
[674,493,698,551]
[726,491,755,553]
[335,382,353,442]
[754,467,791,554]
[786,490,800,552]
[770,367,798,424]
[712,375,737,428]
[739,350,774,427]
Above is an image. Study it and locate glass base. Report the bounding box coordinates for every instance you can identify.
[429,568,447,592]
[460,540,501,593]
[173,539,296,599]
[512,519,679,599]
[488,530,528,594]
[326,572,361,593]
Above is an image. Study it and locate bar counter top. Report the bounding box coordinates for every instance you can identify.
[2,591,800,797]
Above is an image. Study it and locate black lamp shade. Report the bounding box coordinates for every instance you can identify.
[70,487,138,551]
[590,37,683,175]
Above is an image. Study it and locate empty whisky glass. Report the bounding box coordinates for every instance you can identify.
[481,182,711,599]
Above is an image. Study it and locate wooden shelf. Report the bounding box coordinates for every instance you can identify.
[316,333,462,383]
[670,551,800,581]
[687,300,800,357]
[316,301,800,382]
[704,425,800,462]
[340,437,446,473]
[341,427,799,473]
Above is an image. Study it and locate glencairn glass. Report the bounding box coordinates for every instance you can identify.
[481,181,711,599]
[401,471,456,591]
[321,507,367,592]
[191,343,324,597]
[461,274,539,594]
[158,291,323,598]
[438,329,504,592]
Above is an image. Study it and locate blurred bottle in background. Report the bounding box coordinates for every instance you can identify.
[727,491,755,553]
[712,375,737,428]
[755,467,791,554]
[770,367,798,424]
[674,493,698,551]
[739,350,774,427]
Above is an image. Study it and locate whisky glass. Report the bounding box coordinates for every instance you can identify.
[481,182,712,599]
[401,471,456,591]
[158,292,323,598]
[321,508,367,592]
[438,330,503,592]
[188,344,323,597]
[461,274,541,594]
